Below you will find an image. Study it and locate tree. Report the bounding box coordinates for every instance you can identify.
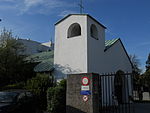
[25,73,54,110]
[0,29,35,87]
[144,53,150,91]
[129,54,141,74]
[129,54,142,90]
[144,69,150,86]
[146,53,150,71]
[47,79,66,113]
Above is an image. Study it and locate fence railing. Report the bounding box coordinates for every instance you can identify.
[99,72,134,113]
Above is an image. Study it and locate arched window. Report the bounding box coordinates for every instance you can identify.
[90,24,98,39]
[68,23,81,38]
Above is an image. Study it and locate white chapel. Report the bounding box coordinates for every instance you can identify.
[54,14,133,79]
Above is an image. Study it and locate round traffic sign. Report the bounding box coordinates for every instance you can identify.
[83,95,88,102]
[82,77,89,86]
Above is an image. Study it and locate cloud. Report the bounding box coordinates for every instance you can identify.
[132,41,150,50]
[137,42,150,47]
[0,0,18,11]
[21,0,75,15]
[0,0,76,15]
[0,4,16,10]
[24,0,43,7]
[0,0,15,2]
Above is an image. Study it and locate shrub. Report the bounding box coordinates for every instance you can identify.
[47,79,66,113]
[25,73,53,110]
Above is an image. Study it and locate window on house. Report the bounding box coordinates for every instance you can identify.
[90,24,98,39]
[68,23,81,38]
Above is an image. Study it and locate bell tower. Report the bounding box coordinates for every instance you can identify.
[54,14,106,79]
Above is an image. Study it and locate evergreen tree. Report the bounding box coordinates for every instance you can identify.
[129,54,141,88]
[0,29,35,87]
[144,53,150,89]
[130,54,141,74]
[146,53,150,71]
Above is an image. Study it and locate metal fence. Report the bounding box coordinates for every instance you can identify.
[133,83,150,101]
[99,72,135,113]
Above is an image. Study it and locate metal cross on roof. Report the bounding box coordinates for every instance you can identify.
[78,0,84,14]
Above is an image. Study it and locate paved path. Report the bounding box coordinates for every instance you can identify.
[134,103,150,113]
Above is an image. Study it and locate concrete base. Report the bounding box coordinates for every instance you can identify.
[66,73,100,113]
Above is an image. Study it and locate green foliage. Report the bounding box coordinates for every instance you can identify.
[0,28,24,53]
[0,28,35,87]
[59,79,67,89]
[47,79,66,113]
[143,53,150,88]
[144,69,150,86]
[146,53,150,71]
[25,73,54,110]
[129,54,142,88]
[129,54,141,74]
[26,73,53,95]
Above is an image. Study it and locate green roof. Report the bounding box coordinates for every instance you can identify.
[105,38,119,50]
[26,51,54,72]
[34,59,54,72]
[26,51,54,63]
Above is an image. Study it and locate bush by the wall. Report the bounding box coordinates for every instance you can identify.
[47,79,66,113]
[25,73,54,110]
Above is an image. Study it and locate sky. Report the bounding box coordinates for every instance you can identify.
[0,0,150,72]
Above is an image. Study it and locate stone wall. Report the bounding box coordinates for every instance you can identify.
[67,73,100,113]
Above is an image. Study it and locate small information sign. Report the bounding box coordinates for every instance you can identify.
[82,77,90,86]
[80,91,91,95]
[81,85,90,91]
[83,95,88,102]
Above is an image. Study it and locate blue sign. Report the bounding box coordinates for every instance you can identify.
[80,91,91,95]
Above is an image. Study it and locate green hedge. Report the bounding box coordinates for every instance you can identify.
[25,73,54,110]
[47,79,66,113]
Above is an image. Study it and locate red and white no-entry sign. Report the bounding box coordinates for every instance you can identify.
[82,77,90,86]
[83,95,88,102]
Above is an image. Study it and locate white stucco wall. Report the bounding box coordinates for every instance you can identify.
[104,40,132,73]
[101,40,133,106]
[54,15,88,79]
[87,16,106,74]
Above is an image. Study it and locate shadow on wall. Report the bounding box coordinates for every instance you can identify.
[66,105,86,113]
[54,64,82,79]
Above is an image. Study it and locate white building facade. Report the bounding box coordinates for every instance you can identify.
[54,14,133,79]
[54,14,133,106]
